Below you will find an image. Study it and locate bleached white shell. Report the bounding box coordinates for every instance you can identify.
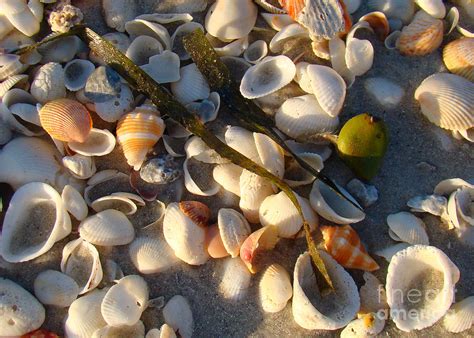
[374,242,412,262]
[447,187,474,230]
[345,28,374,77]
[386,245,460,332]
[340,313,386,338]
[414,73,474,131]
[92,320,145,338]
[34,269,79,307]
[294,62,313,94]
[360,272,388,313]
[254,132,285,178]
[309,179,365,224]
[102,0,137,32]
[0,89,42,136]
[171,22,204,60]
[244,40,268,64]
[125,19,171,50]
[30,62,66,104]
[218,257,252,301]
[94,84,134,122]
[0,182,71,263]
[62,184,88,221]
[415,0,446,19]
[38,35,81,64]
[0,15,14,40]
[101,275,149,327]
[443,296,474,333]
[3,0,40,36]
[434,178,474,196]
[407,194,447,216]
[364,77,404,109]
[129,235,177,274]
[217,208,251,257]
[239,169,274,223]
[0,74,28,98]
[0,278,45,336]
[103,259,124,284]
[215,36,249,57]
[68,128,116,156]
[64,59,95,92]
[269,23,309,53]
[183,157,220,196]
[171,63,210,104]
[292,251,360,330]
[240,55,296,99]
[387,211,430,245]
[136,13,193,24]
[225,126,261,163]
[163,295,194,338]
[141,51,181,84]
[261,13,294,31]
[213,163,242,197]
[0,54,27,81]
[62,154,97,180]
[184,135,226,164]
[126,35,163,66]
[367,0,415,24]
[91,195,137,215]
[259,264,292,313]
[185,92,220,123]
[146,324,177,338]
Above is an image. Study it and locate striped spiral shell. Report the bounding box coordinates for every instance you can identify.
[443,38,474,82]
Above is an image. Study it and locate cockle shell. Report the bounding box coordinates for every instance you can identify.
[340,313,386,338]
[320,225,380,271]
[171,63,210,104]
[387,211,430,245]
[386,245,460,332]
[292,251,360,330]
[126,35,163,66]
[102,0,137,32]
[33,270,79,307]
[218,208,251,257]
[213,163,243,197]
[244,40,268,64]
[240,225,279,273]
[239,169,275,223]
[125,19,171,50]
[443,38,474,82]
[163,295,194,338]
[259,264,292,313]
[92,321,145,338]
[38,35,81,64]
[68,128,116,157]
[30,62,66,103]
[0,278,45,337]
[64,59,95,92]
[129,235,177,274]
[0,54,27,81]
[62,154,96,180]
[219,257,252,300]
[414,73,474,131]
[367,0,415,24]
[443,296,474,333]
[61,184,88,221]
[0,74,28,98]
[415,0,446,19]
[0,182,71,263]
[141,51,181,84]
[39,98,92,143]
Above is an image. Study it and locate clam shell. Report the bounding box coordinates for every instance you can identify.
[443,296,474,333]
[62,154,96,180]
[218,208,251,257]
[94,84,134,122]
[374,242,411,262]
[340,313,386,338]
[33,270,79,307]
[64,59,95,92]
[141,51,181,84]
[294,62,313,94]
[367,0,415,24]
[213,163,242,197]
[206,224,229,258]
[92,321,145,338]
[244,40,268,64]
[125,19,171,50]
[360,272,388,313]
[0,182,71,263]
[292,251,360,330]
[443,38,474,82]
[62,184,88,221]
[415,0,446,19]
[102,0,137,32]
[434,177,474,196]
[214,36,249,57]
[68,128,117,157]
[38,35,81,63]
[386,245,460,332]
[170,63,210,104]
[0,278,45,336]
[240,225,279,273]
[65,289,107,337]
[91,195,137,215]
[364,77,404,109]
[225,126,261,163]
[259,264,292,313]
[254,132,285,178]
[30,62,66,103]
[126,35,163,66]
[163,295,194,338]
[239,169,274,223]
[129,235,177,274]
[261,13,294,31]
[387,211,430,245]
[171,22,204,60]
[218,257,252,301]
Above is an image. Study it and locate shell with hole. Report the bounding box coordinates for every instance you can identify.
[170,63,210,104]
[61,184,88,221]
[240,225,279,273]
[218,257,252,301]
[30,62,66,104]
[129,235,177,274]
[218,208,251,257]
[33,270,79,308]
[443,296,474,333]
[443,38,474,83]
[387,211,430,245]
[163,295,194,338]
[259,264,292,313]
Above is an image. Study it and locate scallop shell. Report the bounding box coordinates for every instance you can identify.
[101,275,149,327]
[360,272,388,313]
[62,154,96,180]
[364,77,405,109]
[387,211,430,245]
[68,128,117,157]
[259,264,292,313]
[0,54,27,81]
[141,50,181,84]
[218,257,252,301]
[91,194,137,215]
[244,40,268,64]
[443,38,474,82]
[30,62,66,103]
[64,59,95,92]
[292,251,360,330]
[340,313,386,338]
[443,296,474,333]
[213,163,242,197]
[261,13,294,31]
[240,55,296,99]
[205,0,258,40]
[170,63,210,104]
[129,235,177,274]
[126,35,163,66]
[0,74,28,98]
[397,10,443,56]
[240,225,279,273]
[239,169,275,223]
[367,0,415,24]
[102,0,137,32]
[218,208,251,257]
[92,320,145,338]
[171,22,204,60]
[163,295,194,338]
[61,184,88,221]
[125,19,171,50]
[386,245,460,332]
[415,0,446,19]
[0,182,71,263]
[0,278,45,337]
[33,270,79,308]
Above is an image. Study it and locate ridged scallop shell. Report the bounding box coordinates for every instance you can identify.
[170,63,210,104]
[321,225,380,271]
[129,235,177,274]
[0,278,45,337]
[0,182,71,263]
[219,257,252,300]
[163,295,194,338]
[259,264,292,313]
[292,251,360,330]
[92,320,145,338]
[68,128,116,157]
[443,38,474,82]
[240,225,279,273]
[62,154,97,180]
[367,0,415,24]
[240,55,296,99]
[239,169,274,223]
[397,10,443,56]
[415,0,446,19]
[126,35,163,66]
[30,62,66,103]
[387,211,430,245]
[65,289,107,338]
[64,59,95,92]
[340,313,386,338]
[443,296,474,333]
[218,208,251,257]
[244,40,268,64]
[213,163,242,196]
[386,245,460,332]
[117,111,165,170]
[141,51,181,84]
[101,275,149,327]
[39,98,92,143]
[33,270,79,307]
[125,19,171,50]
[61,184,88,221]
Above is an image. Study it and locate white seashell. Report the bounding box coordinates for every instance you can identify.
[91,195,138,215]
[309,179,365,224]
[414,73,474,131]
[0,90,43,136]
[141,51,181,84]
[254,132,285,178]
[102,32,131,53]
[443,296,474,333]
[269,23,309,53]
[225,126,261,163]
[284,152,325,188]
[0,15,14,40]
[129,235,177,274]
[125,19,171,50]
[0,182,71,263]
[239,169,274,223]
[367,0,415,24]
[407,194,447,216]
[457,128,474,142]
[30,62,66,104]
[28,0,44,22]
[62,154,97,180]
[364,77,404,109]
[259,191,318,238]
[170,63,210,104]
[163,295,194,338]
[261,13,294,31]
[34,269,79,307]
[340,313,386,338]
[387,211,430,245]
[183,157,220,196]
[68,128,116,156]
[126,35,163,66]
[0,74,29,98]
[384,30,402,50]
[415,0,446,19]
[92,320,145,338]
[219,257,252,301]
[146,324,177,338]
[259,264,292,313]
[185,92,220,124]
[244,40,268,64]
[62,184,88,221]
[360,272,388,313]
[240,55,296,99]
[3,1,40,37]
[102,0,137,32]
[292,251,360,330]
[217,208,251,257]
[171,22,204,60]
[213,163,242,197]
[64,59,95,91]
[0,54,27,81]
[374,242,411,262]
[184,135,226,164]
[447,187,474,230]
[345,27,374,77]
[434,177,474,196]
[294,62,313,94]
[386,245,460,332]
[101,275,149,327]
[0,278,45,336]
[38,36,81,63]
[215,36,249,57]
[136,13,193,24]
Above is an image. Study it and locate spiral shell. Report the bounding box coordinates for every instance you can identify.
[443,38,474,82]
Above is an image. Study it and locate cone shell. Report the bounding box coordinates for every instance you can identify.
[163,295,194,338]
[116,111,165,170]
[240,225,279,273]
[218,208,251,257]
[259,264,292,313]
[33,270,79,308]
[387,211,430,245]
[443,38,474,82]
[218,257,252,300]
[443,296,474,333]
[39,98,92,143]
[65,289,107,338]
[320,225,379,271]
[129,236,177,274]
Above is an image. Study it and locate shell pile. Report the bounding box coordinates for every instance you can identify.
[0,0,472,337]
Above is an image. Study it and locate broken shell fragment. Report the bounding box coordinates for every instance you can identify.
[141,51,181,84]
[126,35,163,66]
[63,154,96,180]
[219,257,252,300]
[239,225,279,273]
[360,272,388,313]
[84,66,122,103]
[163,295,194,338]
[33,270,79,308]
[407,194,447,216]
[386,211,430,245]
[91,194,138,215]
[259,264,292,313]
[244,40,268,64]
[30,62,66,104]
[125,19,171,50]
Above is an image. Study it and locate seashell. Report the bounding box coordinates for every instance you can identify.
[329,37,355,87]
[447,187,474,230]
[387,211,430,245]
[79,209,135,246]
[254,132,285,178]
[213,163,243,197]
[92,321,145,338]
[259,191,318,238]
[0,74,29,98]
[103,259,124,284]
[259,264,292,313]
[219,257,252,300]
[216,208,251,257]
[269,23,309,53]
[102,0,137,32]
[359,11,390,40]
[239,170,275,223]
[140,155,182,184]
[434,177,474,196]
[0,122,12,145]
[101,275,149,327]
[163,201,210,265]
[28,0,43,22]
[240,225,279,273]
[346,178,379,208]
[129,235,177,274]
[185,93,220,124]
[292,251,360,330]
[141,51,181,84]
[0,89,43,136]
[275,94,340,139]
[364,77,404,109]
[240,55,296,99]
[225,126,261,163]
[294,62,313,94]
[136,13,193,24]
[39,98,92,143]
[62,154,96,180]
[360,272,388,313]
[386,245,460,332]
[33,270,79,307]
[374,242,411,262]
[340,313,386,338]
[443,38,474,82]
[95,84,134,122]
[384,30,402,50]
[170,63,210,104]
[61,184,88,221]
[206,224,229,258]
[214,36,249,57]
[61,238,103,294]
[68,128,117,157]
[102,32,131,53]
[146,324,177,338]
[84,171,133,206]
[91,195,138,215]
[2,0,40,36]
[30,62,66,103]
[220,56,252,82]
[38,36,81,63]
[310,179,365,224]
[367,0,415,24]
[320,225,380,271]
[345,25,375,77]
[84,66,122,103]
[244,40,268,64]
[64,288,107,337]
[0,182,71,263]
[64,59,95,92]
[443,296,474,333]
[171,22,204,60]
[283,153,325,188]
[306,65,346,117]
[261,13,294,31]
[458,128,474,142]
[407,194,447,216]
[112,192,145,206]
[444,6,459,36]
[0,278,45,336]
[205,0,258,40]
[415,0,446,19]
[125,19,171,50]
[183,156,220,196]
[0,15,14,40]
[163,295,194,338]
[0,54,27,81]
[126,35,163,66]
[397,10,444,56]
[47,4,84,33]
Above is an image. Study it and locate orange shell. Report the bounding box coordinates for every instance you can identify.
[179,201,211,227]
[39,98,92,142]
[359,11,390,41]
[443,38,474,82]
[397,11,443,56]
[116,112,165,170]
[320,225,379,271]
[240,225,279,273]
[206,224,230,258]
[21,329,60,338]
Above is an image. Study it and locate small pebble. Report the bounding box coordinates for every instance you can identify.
[416,161,436,172]
[346,178,378,207]
[140,155,182,184]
